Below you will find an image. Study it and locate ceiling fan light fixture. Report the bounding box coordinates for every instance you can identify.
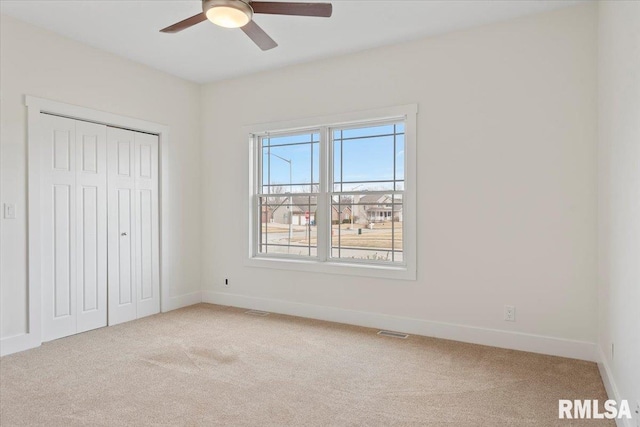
[203,0,253,28]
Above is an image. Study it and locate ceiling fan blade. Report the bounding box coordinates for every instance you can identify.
[251,2,332,18]
[160,13,207,33]
[241,20,278,51]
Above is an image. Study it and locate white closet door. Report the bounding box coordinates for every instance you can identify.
[75,120,108,333]
[41,115,109,341]
[107,127,137,325]
[107,128,160,325]
[134,132,160,318]
[41,114,78,341]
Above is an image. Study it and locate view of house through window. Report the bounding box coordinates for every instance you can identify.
[259,131,319,257]
[254,119,406,265]
[331,123,404,263]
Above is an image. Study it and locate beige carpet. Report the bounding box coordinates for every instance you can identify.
[1,304,611,426]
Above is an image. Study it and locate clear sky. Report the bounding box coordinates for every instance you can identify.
[262,123,404,192]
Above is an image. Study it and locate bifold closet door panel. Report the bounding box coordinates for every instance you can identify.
[107,127,137,326]
[134,133,160,319]
[107,128,160,324]
[41,114,78,341]
[75,120,108,334]
[41,115,108,341]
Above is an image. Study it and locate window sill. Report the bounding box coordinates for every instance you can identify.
[245,256,416,281]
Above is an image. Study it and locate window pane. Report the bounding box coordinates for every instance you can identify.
[391,196,403,262]
[333,138,341,186]
[330,193,403,263]
[343,135,394,182]
[312,142,319,186]
[259,195,317,257]
[266,133,319,147]
[341,124,399,140]
[395,134,405,189]
[333,122,404,193]
[261,132,319,193]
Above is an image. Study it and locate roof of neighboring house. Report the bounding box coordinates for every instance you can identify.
[261,195,314,214]
[265,194,403,214]
[290,196,354,213]
[290,196,316,213]
[357,194,402,205]
[358,194,387,204]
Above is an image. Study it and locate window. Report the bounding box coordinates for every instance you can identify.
[332,122,404,263]
[258,131,319,257]
[249,105,417,280]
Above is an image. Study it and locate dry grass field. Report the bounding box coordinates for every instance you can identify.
[260,222,403,251]
[290,222,403,250]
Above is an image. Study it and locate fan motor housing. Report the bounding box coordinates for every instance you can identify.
[203,0,254,21]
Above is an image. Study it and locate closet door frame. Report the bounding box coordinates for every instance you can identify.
[20,96,170,355]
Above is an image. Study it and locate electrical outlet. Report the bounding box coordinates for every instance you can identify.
[504,305,515,322]
[224,278,229,287]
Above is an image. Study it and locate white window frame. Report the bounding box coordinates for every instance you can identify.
[246,104,417,281]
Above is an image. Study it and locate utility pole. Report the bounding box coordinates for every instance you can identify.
[269,153,293,246]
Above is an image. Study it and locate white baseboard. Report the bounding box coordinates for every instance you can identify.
[0,332,41,357]
[1,290,598,365]
[598,346,620,399]
[597,346,632,427]
[202,291,597,362]
[163,291,202,312]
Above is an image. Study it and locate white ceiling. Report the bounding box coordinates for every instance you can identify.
[1,0,585,84]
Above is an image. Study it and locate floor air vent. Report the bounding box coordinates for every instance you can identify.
[377,330,409,339]
[245,310,270,317]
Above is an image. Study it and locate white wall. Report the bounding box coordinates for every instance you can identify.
[0,15,202,339]
[201,4,599,358]
[1,3,609,364]
[597,0,640,413]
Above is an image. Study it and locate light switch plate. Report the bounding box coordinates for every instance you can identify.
[3,203,16,219]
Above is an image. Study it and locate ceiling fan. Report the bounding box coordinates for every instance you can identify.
[160,0,333,51]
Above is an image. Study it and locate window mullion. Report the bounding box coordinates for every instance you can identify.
[317,126,330,262]
[252,136,261,258]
